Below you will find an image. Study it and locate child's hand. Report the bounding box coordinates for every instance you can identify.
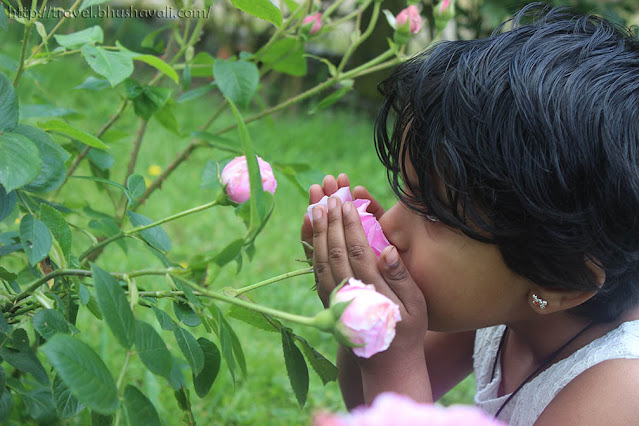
[310,193,429,365]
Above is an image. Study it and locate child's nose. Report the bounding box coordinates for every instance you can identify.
[379,202,409,252]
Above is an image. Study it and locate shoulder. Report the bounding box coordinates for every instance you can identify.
[536,358,639,425]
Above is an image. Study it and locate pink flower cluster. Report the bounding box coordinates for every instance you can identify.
[307,187,391,258]
[314,392,505,426]
[221,155,277,204]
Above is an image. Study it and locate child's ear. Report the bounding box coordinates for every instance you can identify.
[530,256,605,314]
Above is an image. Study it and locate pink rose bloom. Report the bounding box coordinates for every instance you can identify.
[439,0,451,14]
[333,278,401,358]
[395,5,422,34]
[221,155,277,204]
[303,12,323,35]
[314,392,505,426]
[307,187,391,258]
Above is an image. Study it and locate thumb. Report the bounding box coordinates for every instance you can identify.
[378,246,426,315]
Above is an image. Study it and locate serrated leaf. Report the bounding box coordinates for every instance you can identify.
[39,203,72,259]
[126,174,145,199]
[154,99,179,135]
[261,38,307,76]
[193,338,221,398]
[227,304,278,332]
[173,301,201,327]
[54,26,104,49]
[213,60,259,109]
[0,132,41,192]
[281,329,309,408]
[177,82,216,103]
[20,104,79,120]
[0,329,49,385]
[0,72,18,132]
[32,309,72,340]
[134,54,179,84]
[123,385,160,426]
[309,81,353,114]
[20,387,56,422]
[220,315,246,377]
[152,306,176,331]
[91,264,135,349]
[52,374,85,419]
[295,335,338,385]
[173,326,204,375]
[135,320,172,378]
[41,334,119,414]
[38,119,109,150]
[126,211,172,252]
[230,0,282,27]
[81,45,134,87]
[0,185,16,223]
[19,214,52,266]
[212,238,244,267]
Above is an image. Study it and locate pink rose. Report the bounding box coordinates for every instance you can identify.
[395,5,422,34]
[221,155,277,204]
[307,187,391,258]
[314,392,505,426]
[333,278,401,358]
[439,0,451,14]
[303,12,323,35]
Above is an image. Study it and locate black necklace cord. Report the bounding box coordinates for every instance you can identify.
[490,322,595,419]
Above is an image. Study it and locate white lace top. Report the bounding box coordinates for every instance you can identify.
[473,320,639,425]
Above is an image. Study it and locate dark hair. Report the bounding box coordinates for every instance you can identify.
[374,4,639,323]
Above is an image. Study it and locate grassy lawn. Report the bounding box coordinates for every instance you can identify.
[2,33,474,425]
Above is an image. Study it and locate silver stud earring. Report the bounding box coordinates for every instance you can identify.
[532,293,547,310]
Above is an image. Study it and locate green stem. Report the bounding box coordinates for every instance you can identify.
[324,0,347,18]
[234,268,313,296]
[116,351,132,390]
[13,21,33,87]
[16,191,35,216]
[171,275,318,327]
[336,0,379,76]
[25,0,83,64]
[78,200,220,263]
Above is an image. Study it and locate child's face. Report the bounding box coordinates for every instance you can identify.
[378,160,534,331]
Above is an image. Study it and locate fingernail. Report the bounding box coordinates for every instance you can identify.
[313,206,322,221]
[343,201,352,214]
[327,197,337,210]
[385,247,399,267]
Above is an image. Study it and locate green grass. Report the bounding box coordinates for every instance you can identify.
[2,34,474,425]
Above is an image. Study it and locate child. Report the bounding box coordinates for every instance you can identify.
[301,4,639,425]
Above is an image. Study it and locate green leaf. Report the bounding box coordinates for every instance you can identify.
[190,52,214,77]
[0,4,6,31]
[212,238,244,267]
[213,59,259,109]
[227,304,278,333]
[134,55,179,84]
[91,411,113,425]
[14,124,70,162]
[309,80,354,114]
[19,214,53,266]
[193,338,221,398]
[0,132,41,192]
[123,385,161,426]
[173,301,201,327]
[87,147,114,170]
[294,335,338,385]
[38,119,109,150]
[54,26,104,49]
[0,329,49,385]
[20,387,57,422]
[18,127,67,193]
[0,367,4,400]
[152,306,176,331]
[0,72,18,132]
[91,264,135,349]
[41,334,119,414]
[0,185,16,223]
[74,76,110,91]
[81,45,134,87]
[135,320,172,378]
[127,211,172,252]
[173,326,204,375]
[126,174,145,200]
[80,0,109,11]
[281,329,309,408]
[261,38,307,76]
[39,204,72,260]
[52,374,85,418]
[0,390,12,423]
[230,0,282,27]
[154,99,180,135]
[72,176,131,203]
[177,82,216,103]
[227,99,267,241]
[20,104,80,120]
[32,309,72,340]
[0,266,17,283]
[220,315,247,377]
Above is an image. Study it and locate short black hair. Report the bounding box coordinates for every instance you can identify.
[374,3,639,323]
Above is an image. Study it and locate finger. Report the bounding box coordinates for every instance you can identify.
[311,205,335,307]
[352,185,385,219]
[340,201,380,285]
[323,175,338,196]
[337,173,351,189]
[309,184,325,204]
[326,197,355,282]
[301,213,313,260]
[378,246,426,316]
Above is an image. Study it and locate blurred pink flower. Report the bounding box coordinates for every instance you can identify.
[314,392,505,426]
[333,278,401,358]
[439,0,451,14]
[395,5,422,34]
[221,155,277,204]
[307,187,391,258]
[303,12,323,35]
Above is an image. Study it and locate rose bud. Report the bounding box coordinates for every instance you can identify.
[221,155,277,204]
[302,12,323,35]
[331,278,401,359]
[395,5,422,35]
[307,187,391,258]
[314,392,506,426]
